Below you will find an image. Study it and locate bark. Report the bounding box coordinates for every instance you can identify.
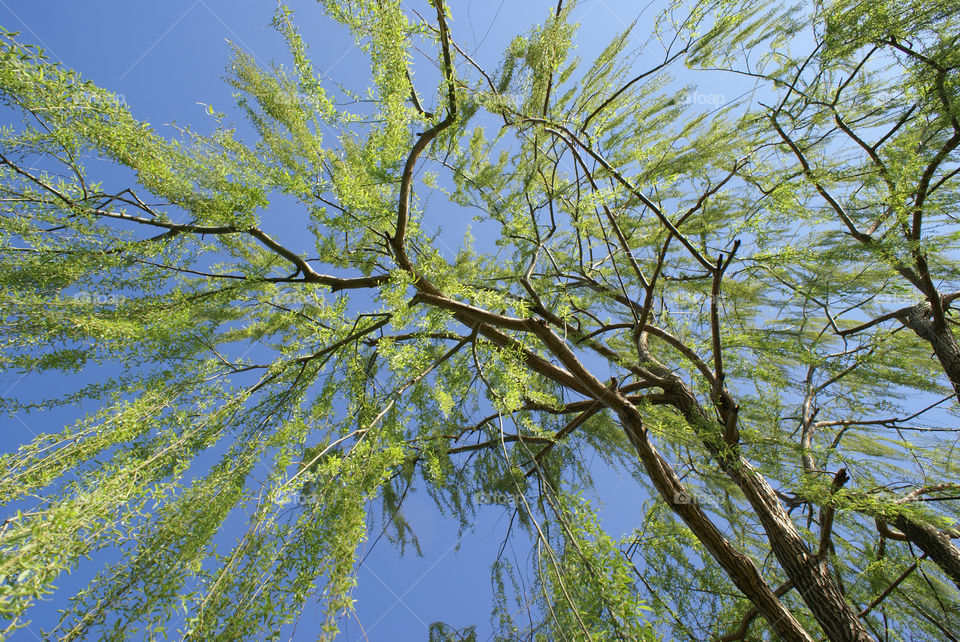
[661,387,874,642]
[416,287,872,637]
[724,458,872,642]
[893,304,960,588]
[891,515,960,591]
[616,408,815,641]
[901,303,960,402]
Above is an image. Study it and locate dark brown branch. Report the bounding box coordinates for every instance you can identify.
[581,47,689,133]
[711,240,740,445]
[716,580,795,642]
[411,291,533,332]
[447,433,553,455]
[858,555,925,619]
[767,116,872,244]
[0,154,389,292]
[391,0,457,271]
[524,403,601,472]
[818,468,849,557]
[524,118,717,272]
[405,69,434,119]
[837,291,960,337]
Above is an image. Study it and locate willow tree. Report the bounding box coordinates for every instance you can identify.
[1,0,959,639]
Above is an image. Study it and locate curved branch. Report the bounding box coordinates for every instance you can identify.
[391,0,457,272]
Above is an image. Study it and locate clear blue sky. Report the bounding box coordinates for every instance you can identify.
[0,1,746,639]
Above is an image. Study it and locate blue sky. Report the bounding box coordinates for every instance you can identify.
[0,1,749,639]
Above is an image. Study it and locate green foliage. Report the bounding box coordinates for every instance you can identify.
[1,0,959,639]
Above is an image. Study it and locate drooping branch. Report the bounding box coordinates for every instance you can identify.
[858,555,925,619]
[0,156,390,292]
[523,118,717,272]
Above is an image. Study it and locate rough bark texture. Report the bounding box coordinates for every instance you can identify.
[892,515,960,591]
[412,296,867,638]
[616,408,815,642]
[727,461,872,642]
[658,385,874,642]
[902,303,960,402]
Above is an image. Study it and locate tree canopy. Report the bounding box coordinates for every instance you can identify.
[1,0,959,639]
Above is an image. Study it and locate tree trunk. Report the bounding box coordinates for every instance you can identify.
[725,460,873,642]
[616,408,816,641]
[660,389,874,641]
[892,515,960,591]
[902,303,960,403]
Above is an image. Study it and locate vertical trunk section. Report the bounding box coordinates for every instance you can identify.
[616,408,816,641]
[894,305,960,589]
[662,390,874,642]
[724,459,873,642]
